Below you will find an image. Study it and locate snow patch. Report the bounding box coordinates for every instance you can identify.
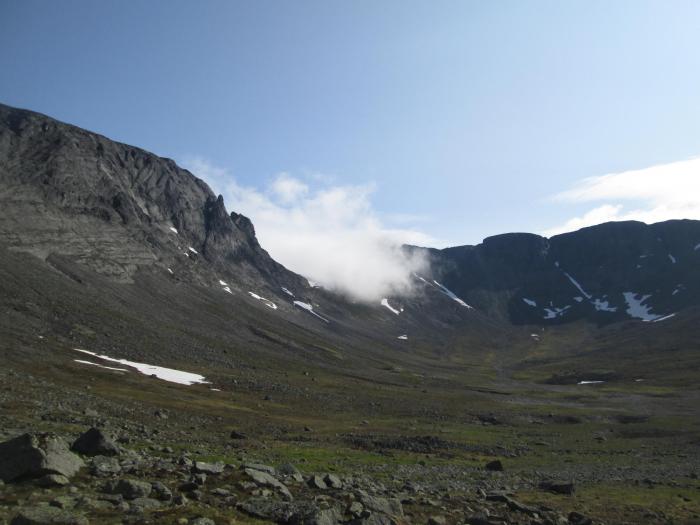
[223,286,232,294]
[73,349,209,385]
[281,287,295,297]
[413,273,432,286]
[668,253,677,264]
[563,272,592,299]
[397,335,408,340]
[543,305,571,319]
[74,360,129,372]
[577,380,605,385]
[293,301,329,323]
[433,281,473,308]
[573,296,584,303]
[169,227,178,234]
[623,292,662,321]
[248,292,278,309]
[188,247,198,254]
[653,313,676,322]
[381,298,400,315]
[592,298,617,312]
[167,268,173,274]
[219,279,228,286]
[522,298,537,307]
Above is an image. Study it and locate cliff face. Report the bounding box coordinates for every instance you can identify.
[414,220,700,325]
[0,103,305,292]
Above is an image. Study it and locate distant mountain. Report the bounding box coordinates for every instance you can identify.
[408,220,700,325]
[1,100,699,344]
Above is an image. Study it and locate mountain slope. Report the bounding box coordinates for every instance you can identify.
[410,220,700,325]
[0,102,306,295]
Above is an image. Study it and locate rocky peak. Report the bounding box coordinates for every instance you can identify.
[0,102,304,292]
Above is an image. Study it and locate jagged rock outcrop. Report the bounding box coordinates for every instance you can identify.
[0,103,305,294]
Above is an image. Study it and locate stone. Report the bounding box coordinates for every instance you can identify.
[211,487,231,497]
[568,512,593,525]
[89,456,121,477]
[278,463,302,480]
[244,468,293,500]
[105,478,152,499]
[10,507,88,525]
[485,459,503,471]
[237,498,296,522]
[308,475,327,490]
[129,497,161,513]
[242,462,276,475]
[189,519,215,525]
[0,433,84,482]
[50,496,78,509]
[36,474,70,487]
[71,428,120,457]
[151,481,172,501]
[172,494,188,506]
[193,460,224,475]
[348,501,365,518]
[466,513,491,525]
[230,431,247,439]
[540,480,575,495]
[323,473,343,489]
[427,517,447,525]
[357,491,404,517]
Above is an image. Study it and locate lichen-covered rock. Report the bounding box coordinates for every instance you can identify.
[0,433,84,482]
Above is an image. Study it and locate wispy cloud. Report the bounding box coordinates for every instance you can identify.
[182,156,432,302]
[544,157,700,236]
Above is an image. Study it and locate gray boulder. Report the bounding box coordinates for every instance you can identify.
[0,433,84,482]
[128,497,161,513]
[323,473,343,489]
[89,456,121,477]
[71,428,120,457]
[151,481,172,501]
[104,478,152,500]
[357,491,404,517]
[193,460,224,475]
[242,462,276,475]
[244,468,292,500]
[307,475,327,490]
[10,507,88,525]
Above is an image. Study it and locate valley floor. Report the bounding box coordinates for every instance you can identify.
[1,333,699,525]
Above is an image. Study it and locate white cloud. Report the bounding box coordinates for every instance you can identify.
[544,157,700,237]
[270,172,309,204]
[181,157,432,302]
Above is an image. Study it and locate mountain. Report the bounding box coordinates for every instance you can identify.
[0,102,306,293]
[1,102,699,525]
[408,220,700,325]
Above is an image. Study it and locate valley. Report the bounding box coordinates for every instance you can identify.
[0,103,699,524]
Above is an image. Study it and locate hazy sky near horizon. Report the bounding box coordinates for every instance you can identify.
[3,1,700,293]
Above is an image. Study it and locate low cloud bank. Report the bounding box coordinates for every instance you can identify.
[183,157,432,302]
[544,157,700,236]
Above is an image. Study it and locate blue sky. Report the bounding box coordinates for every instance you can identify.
[2,1,700,260]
